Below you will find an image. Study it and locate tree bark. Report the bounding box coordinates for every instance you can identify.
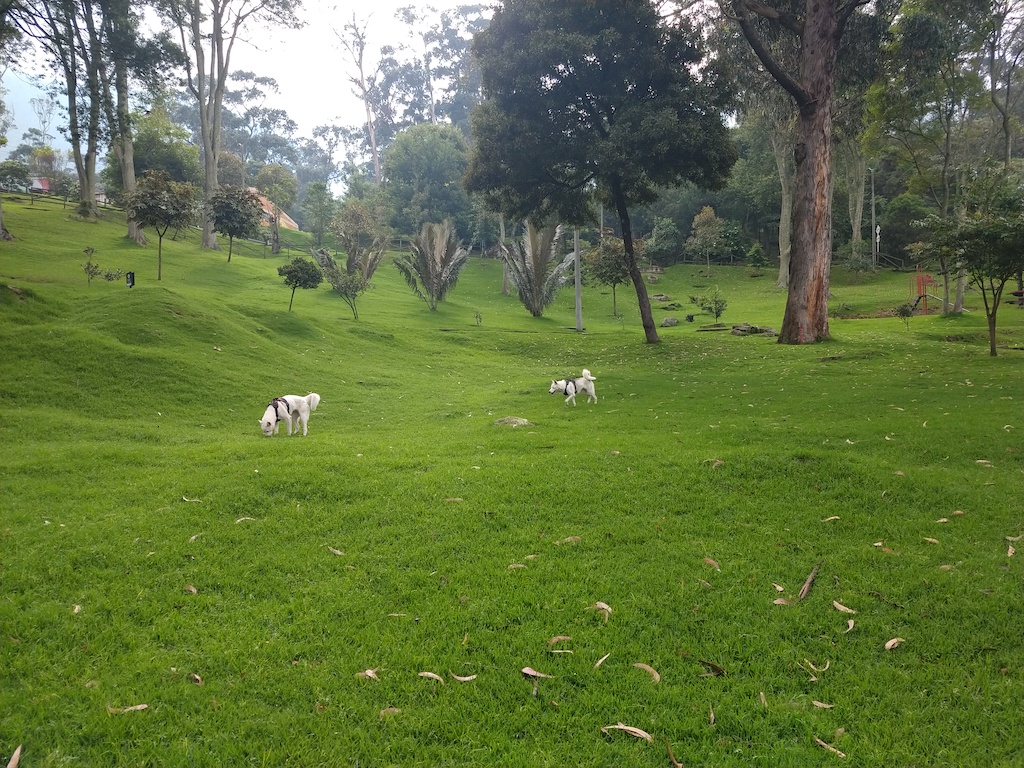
[770,129,793,289]
[777,3,838,344]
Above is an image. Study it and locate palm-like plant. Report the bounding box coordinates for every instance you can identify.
[394,219,470,310]
[502,221,575,317]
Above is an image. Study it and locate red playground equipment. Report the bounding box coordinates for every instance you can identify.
[910,265,938,313]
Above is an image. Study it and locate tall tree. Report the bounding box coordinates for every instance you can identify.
[724,0,873,343]
[164,0,302,248]
[467,0,735,344]
[123,170,200,280]
[335,14,383,182]
[301,181,335,247]
[383,123,472,237]
[394,219,469,310]
[254,162,296,254]
[501,220,575,317]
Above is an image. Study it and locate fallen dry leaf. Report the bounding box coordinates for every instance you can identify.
[703,557,721,571]
[379,707,402,717]
[548,635,572,647]
[1009,545,1016,558]
[885,637,906,650]
[1007,534,1022,542]
[443,498,463,503]
[799,561,822,601]
[665,738,686,768]
[760,691,767,708]
[189,673,203,686]
[924,537,939,544]
[521,667,553,679]
[698,659,727,676]
[556,536,581,545]
[418,671,444,684]
[601,723,654,742]
[845,619,855,633]
[805,659,830,673]
[235,517,254,524]
[107,704,148,714]
[355,668,379,681]
[953,509,965,516]
[976,459,992,465]
[936,518,949,523]
[73,604,82,615]
[188,533,203,542]
[812,700,834,709]
[183,584,197,594]
[772,582,785,592]
[939,564,955,571]
[6,745,21,768]
[832,601,857,614]
[711,459,725,468]
[633,662,661,683]
[814,736,846,758]
[709,705,715,725]
[588,601,613,622]
[508,563,526,570]
[773,598,792,605]
[449,671,477,682]
[327,546,344,556]
[594,652,611,669]
[821,516,840,522]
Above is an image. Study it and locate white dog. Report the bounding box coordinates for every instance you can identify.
[259,393,321,436]
[549,369,597,406]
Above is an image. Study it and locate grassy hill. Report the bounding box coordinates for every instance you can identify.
[2,197,1022,767]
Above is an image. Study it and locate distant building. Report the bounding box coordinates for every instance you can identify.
[250,188,298,231]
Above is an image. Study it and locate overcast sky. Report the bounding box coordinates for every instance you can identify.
[1,0,476,154]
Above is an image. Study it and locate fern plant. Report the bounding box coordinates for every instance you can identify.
[502,221,575,317]
[394,219,469,311]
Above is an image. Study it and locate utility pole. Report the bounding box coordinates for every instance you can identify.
[574,227,583,332]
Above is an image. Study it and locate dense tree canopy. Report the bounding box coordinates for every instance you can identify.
[466,0,736,342]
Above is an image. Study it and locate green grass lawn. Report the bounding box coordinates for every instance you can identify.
[1,197,1023,767]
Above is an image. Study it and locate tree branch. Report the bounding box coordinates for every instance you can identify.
[729,1,811,109]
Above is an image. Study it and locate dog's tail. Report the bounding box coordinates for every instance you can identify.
[582,369,595,381]
[307,392,321,411]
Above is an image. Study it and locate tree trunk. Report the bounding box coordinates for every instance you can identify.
[778,4,837,344]
[770,130,793,288]
[612,177,659,343]
[500,214,509,295]
[843,140,865,260]
[289,286,296,311]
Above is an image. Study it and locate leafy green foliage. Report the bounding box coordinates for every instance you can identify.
[917,172,1024,355]
[300,181,336,247]
[330,192,391,281]
[209,185,265,262]
[323,267,367,320]
[690,287,728,321]
[383,124,472,237]
[502,221,574,317]
[394,219,469,310]
[277,256,323,311]
[0,159,30,190]
[585,236,632,316]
